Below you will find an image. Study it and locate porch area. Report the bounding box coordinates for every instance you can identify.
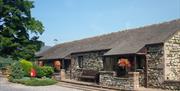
[66,54,146,90]
[102,54,147,87]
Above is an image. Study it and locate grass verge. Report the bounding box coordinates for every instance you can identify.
[10,77,58,86]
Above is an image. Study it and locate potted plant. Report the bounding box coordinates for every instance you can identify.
[1,67,7,75]
[117,58,131,76]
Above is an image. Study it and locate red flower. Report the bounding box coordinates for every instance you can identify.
[30,68,36,77]
[118,58,131,68]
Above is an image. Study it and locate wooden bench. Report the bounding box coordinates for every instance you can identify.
[78,69,99,83]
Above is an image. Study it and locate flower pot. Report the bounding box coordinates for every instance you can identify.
[1,68,7,75]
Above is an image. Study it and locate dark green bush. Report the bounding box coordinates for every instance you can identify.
[10,77,30,84]
[9,62,25,79]
[20,59,33,76]
[0,56,15,69]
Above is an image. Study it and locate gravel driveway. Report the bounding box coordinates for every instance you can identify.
[0,77,82,91]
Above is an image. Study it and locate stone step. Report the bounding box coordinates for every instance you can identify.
[57,82,118,91]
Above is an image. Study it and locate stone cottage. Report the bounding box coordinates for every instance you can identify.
[37,19,180,90]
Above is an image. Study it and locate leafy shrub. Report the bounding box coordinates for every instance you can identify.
[33,64,54,78]
[33,64,45,78]
[9,62,25,79]
[42,66,54,77]
[20,59,33,76]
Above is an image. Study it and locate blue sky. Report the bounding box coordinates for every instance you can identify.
[32,0,180,46]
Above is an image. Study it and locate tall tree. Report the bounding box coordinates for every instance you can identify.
[0,0,44,60]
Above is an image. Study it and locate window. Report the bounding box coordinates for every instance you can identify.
[137,58,144,69]
[78,56,83,68]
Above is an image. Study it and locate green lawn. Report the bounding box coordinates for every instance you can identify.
[10,77,58,86]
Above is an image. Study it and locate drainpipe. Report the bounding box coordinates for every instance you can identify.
[62,59,65,69]
[145,56,148,88]
[134,55,137,72]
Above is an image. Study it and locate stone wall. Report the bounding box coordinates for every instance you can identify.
[99,71,139,90]
[70,51,106,79]
[146,43,180,90]
[164,31,180,81]
[139,72,145,86]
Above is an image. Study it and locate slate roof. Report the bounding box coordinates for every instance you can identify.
[35,46,51,56]
[38,19,180,60]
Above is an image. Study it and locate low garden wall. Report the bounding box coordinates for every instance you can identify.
[99,71,139,90]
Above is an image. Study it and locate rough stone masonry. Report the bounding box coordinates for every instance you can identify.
[146,31,180,90]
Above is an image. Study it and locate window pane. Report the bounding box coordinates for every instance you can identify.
[78,56,83,68]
